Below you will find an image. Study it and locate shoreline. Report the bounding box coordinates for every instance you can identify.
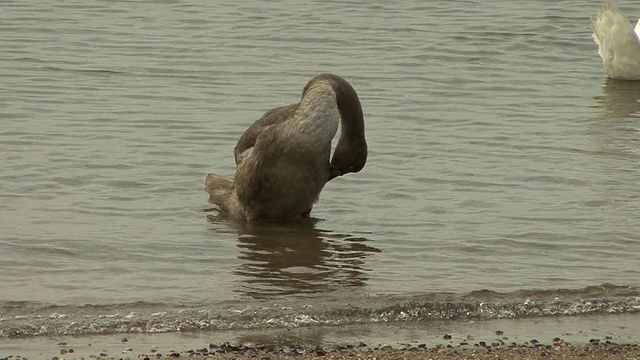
[2,313,640,359]
[4,339,640,360]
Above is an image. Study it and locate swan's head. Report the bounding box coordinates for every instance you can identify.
[329,137,367,180]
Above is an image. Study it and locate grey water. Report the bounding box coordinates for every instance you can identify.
[1,0,639,338]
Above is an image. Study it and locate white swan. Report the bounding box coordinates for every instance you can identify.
[592,0,640,80]
[204,73,367,222]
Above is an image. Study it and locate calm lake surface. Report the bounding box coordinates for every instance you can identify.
[1,0,639,338]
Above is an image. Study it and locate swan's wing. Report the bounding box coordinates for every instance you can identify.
[233,104,298,164]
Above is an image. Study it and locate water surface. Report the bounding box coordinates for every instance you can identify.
[1,0,639,338]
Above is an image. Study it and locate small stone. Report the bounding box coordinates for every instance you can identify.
[417,343,426,349]
[443,334,452,340]
[589,338,600,345]
[56,342,67,346]
[68,349,74,354]
[59,349,67,355]
[121,337,128,343]
[495,330,504,336]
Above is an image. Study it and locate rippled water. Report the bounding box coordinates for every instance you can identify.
[1,0,639,338]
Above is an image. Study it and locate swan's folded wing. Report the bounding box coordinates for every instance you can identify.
[234,104,298,164]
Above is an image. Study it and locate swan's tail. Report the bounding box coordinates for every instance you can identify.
[204,173,234,206]
[591,0,627,58]
[591,0,640,79]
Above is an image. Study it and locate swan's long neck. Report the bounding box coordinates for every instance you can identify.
[301,74,365,141]
[301,74,367,178]
[333,77,365,150]
[290,81,340,148]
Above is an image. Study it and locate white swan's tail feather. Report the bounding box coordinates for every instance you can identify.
[591,0,640,80]
[592,1,629,55]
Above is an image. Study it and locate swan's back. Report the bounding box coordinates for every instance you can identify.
[592,1,640,80]
[233,83,340,221]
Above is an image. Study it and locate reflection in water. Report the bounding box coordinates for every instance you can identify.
[590,78,640,156]
[593,78,640,119]
[206,214,380,298]
[588,79,640,233]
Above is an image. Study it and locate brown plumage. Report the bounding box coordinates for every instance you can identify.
[204,73,367,222]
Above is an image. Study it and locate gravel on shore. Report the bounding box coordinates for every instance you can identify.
[194,344,639,360]
[42,338,638,360]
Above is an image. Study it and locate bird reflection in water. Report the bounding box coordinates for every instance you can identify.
[206,213,380,298]
[593,78,640,119]
[591,78,640,155]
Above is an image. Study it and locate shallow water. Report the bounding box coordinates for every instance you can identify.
[1,0,640,338]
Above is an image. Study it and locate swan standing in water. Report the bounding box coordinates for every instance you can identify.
[592,0,640,80]
[204,73,367,222]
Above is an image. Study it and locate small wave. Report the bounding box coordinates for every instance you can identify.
[42,66,123,75]
[1,284,639,339]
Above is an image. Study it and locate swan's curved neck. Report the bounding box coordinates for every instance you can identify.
[302,74,367,179]
[303,74,365,140]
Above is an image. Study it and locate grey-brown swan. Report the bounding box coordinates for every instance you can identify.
[204,73,367,222]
